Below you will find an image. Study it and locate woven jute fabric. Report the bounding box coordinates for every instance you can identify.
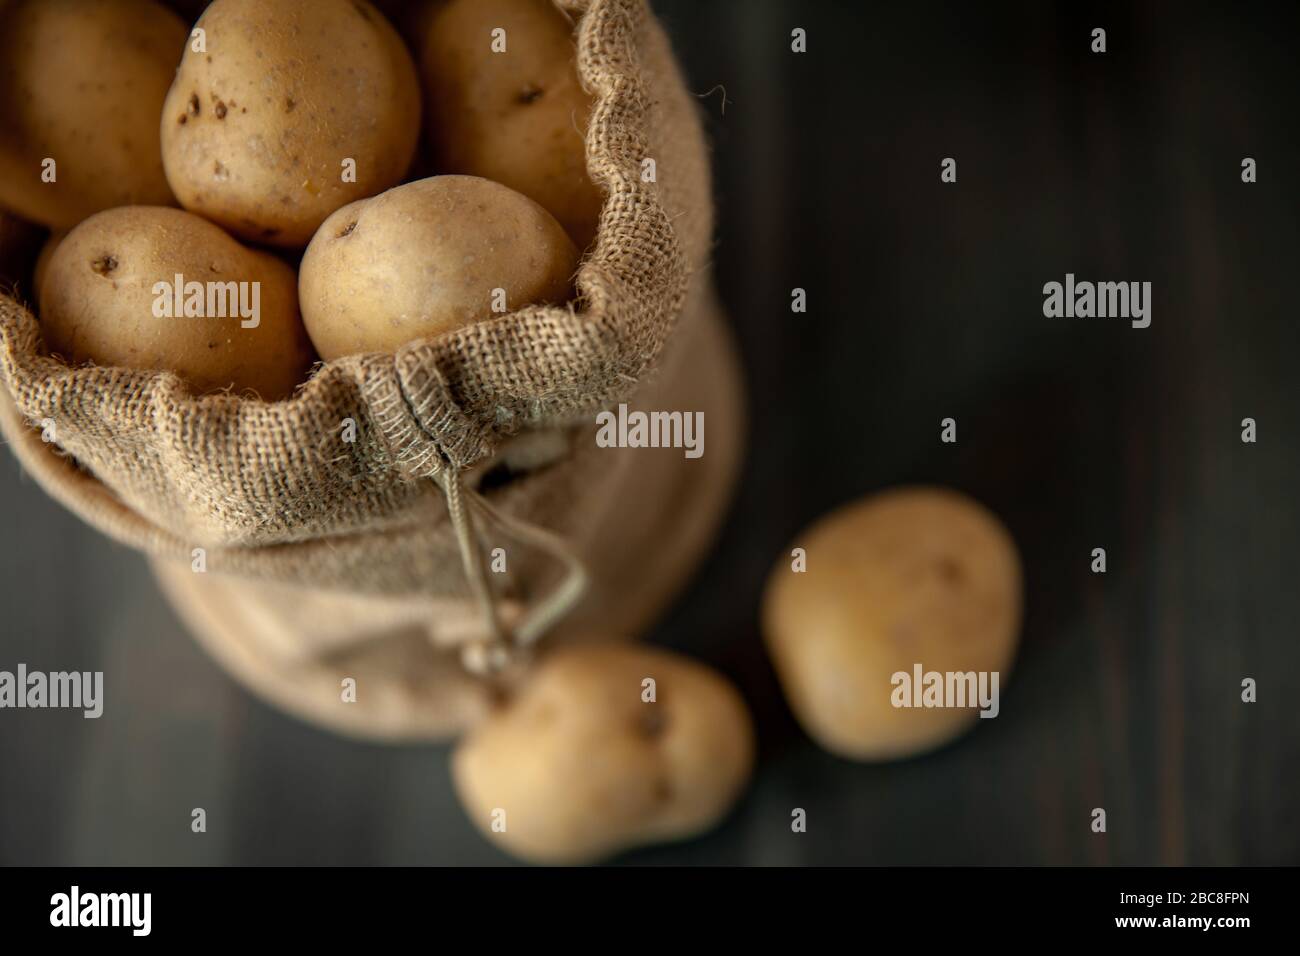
[0,0,714,606]
[150,287,744,742]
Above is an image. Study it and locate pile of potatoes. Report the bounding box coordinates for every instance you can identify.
[2,0,1027,866]
[0,0,601,400]
[0,0,760,866]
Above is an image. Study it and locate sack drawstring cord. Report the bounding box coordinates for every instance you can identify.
[436,467,589,676]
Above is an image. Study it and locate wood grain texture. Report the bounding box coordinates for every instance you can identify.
[1,0,1297,865]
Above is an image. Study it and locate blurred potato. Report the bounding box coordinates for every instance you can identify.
[40,206,314,400]
[0,0,185,229]
[417,0,603,250]
[453,644,755,864]
[763,487,1023,761]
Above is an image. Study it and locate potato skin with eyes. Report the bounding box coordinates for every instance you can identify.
[0,0,185,230]
[452,644,755,865]
[39,206,314,401]
[416,0,603,250]
[298,175,578,360]
[762,487,1023,761]
[160,0,421,249]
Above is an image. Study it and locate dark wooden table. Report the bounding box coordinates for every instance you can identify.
[2,0,1297,865]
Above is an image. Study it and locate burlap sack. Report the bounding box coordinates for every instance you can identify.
[0,0,743,738]
[150,292,742,741]
[0,0,722,600]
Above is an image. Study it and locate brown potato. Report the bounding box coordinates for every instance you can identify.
[160,0,421,248]
[0,0,185,230]
[40,207,314,400]
[299,175,578,360]
[452,644,754,864]
[417,0,603,250]
[762,487,1023,761]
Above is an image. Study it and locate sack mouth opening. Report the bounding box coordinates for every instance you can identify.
[0,0,699,561]
[0,0,678,445]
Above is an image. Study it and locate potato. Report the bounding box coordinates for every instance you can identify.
[452,644,754,864]
[40,207,314,400]
[417,0,603,250]
[299,175,578,360]
[160,0,421,248]
[0,0,184,230]
[762,487,1023,761]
